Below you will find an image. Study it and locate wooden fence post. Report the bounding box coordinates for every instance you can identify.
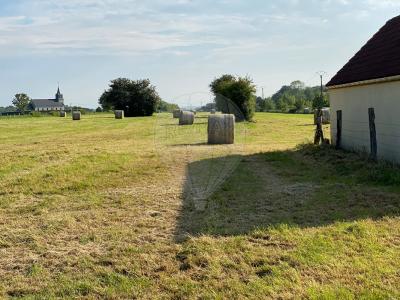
[336,110,342,149]
[314,109,324,145]
[368,107,377,161]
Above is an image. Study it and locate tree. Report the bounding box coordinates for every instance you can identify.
[96,107,103,112]
[157,100,179,112]
[270,80,328,112]
[264,97,275,111]
[210,74,236,95]
[99,78,161,117]
[12,93,30,113]
[294,98,305,112]
[312,94,329,110]
[256,97,265,112]
[210,75,256,121]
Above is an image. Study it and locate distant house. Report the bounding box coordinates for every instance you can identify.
[30,87,65,112]
[326,15,400,162]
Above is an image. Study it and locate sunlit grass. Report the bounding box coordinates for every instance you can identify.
[0,112,398,299]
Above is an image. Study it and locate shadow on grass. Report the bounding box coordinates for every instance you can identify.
[175,144,400,241]
[160,122,208,127]
[170,142,209,147]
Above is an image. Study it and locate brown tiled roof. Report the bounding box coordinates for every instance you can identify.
[327,15,400,87]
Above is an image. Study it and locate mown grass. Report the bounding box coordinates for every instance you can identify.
[0,113,398,299]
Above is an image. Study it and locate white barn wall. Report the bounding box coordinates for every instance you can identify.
[329,80,400,163]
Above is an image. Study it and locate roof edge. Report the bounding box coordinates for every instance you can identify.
[327,74,400,90]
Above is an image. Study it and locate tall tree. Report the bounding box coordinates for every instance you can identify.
[99,78,161,117]
[12,93,30,113]
[210,75,256,121]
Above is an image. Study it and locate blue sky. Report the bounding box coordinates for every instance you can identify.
[0,0,399,108]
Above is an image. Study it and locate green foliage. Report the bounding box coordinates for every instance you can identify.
[312,94,330,110]
[31,111,42,117]
[96,107,103,113]
[256,97,277,112]
[157,100,179,112]
[99,78,161,117]
[0,106,17,113]
[12,93,30,113]
[269,81,329,113]
[210,74,256,121]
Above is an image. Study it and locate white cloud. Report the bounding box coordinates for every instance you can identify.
[0,0,398,57]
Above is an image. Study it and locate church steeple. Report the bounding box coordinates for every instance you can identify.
[55,84,64,104]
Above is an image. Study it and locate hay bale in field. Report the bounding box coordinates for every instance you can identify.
[179,111,195,125]
[60,111,66,117]
[72,111,81,121]
[208,114,235,144]
[173,109,182,118]
[321,108,330,124]
[115,110,124,119]
[314,108,330,125]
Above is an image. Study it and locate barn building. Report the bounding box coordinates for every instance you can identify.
[30,87,65,112]
[327,15,400,163]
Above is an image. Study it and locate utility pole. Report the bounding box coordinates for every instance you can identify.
[258,85,266,99]
[320,74,323,99]
[316,71,326,100]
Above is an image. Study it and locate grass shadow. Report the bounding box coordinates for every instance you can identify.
[175,144,400,241]
[170,142,209,147]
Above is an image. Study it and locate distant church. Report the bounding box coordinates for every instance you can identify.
[30,87,65,111]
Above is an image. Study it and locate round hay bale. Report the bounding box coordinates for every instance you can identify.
[314,108,330,124]
[59,111,66,118]
[72,111,81,121]
[321,108,330,124]
[115,110,124,119]
[173,109,182,119]
[179,111,195,125]
[208,114,235,144]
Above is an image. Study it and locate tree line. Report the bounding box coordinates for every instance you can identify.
[256,80,329,113]
[5,76,328,118]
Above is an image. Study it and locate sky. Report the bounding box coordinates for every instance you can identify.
[0,0,399,108]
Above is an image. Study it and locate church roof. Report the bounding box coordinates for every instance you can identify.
[31,99,64,108]
[327,15,400,87]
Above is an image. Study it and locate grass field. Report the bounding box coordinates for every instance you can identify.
[0,113,399,299]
